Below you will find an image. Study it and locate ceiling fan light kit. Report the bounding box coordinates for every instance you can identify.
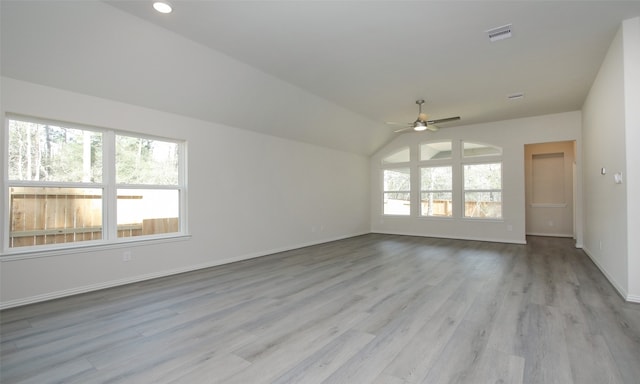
[153,1,173,14]
[413,121,428,131]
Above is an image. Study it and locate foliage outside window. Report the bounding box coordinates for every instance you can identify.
[420,166,452,217]
[383,168,410,215]
[5,116,186,250]
[464,162,502,218]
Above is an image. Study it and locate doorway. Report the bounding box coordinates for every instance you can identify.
[524,141,576,237]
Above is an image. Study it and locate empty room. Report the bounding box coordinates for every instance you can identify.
[1,1,639,383]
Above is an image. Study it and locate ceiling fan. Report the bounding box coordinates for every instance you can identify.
[386,100,460,133]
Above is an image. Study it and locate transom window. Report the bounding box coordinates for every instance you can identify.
[463,141,502,157]
[5,115,187,251]
[420,141,452,160]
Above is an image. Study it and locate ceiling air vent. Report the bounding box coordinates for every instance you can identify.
[507,92,525,100]
[487,24,512,42]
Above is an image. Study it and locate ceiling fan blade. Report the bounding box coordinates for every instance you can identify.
[385,121,411,126]
[426,125,439,132]
[393,127,413,133]
[427,116,460,125]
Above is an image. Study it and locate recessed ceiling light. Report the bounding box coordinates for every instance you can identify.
[153,1,172,14]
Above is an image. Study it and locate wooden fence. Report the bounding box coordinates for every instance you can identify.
[9,188,177,248]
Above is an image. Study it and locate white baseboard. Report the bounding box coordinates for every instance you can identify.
[526,232,574,238]
[0,232,368,310]
[626,294,640,304]
[371,230,527,245]
[581,246,631,302]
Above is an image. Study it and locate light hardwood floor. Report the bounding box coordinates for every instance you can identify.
[1,234,639,383]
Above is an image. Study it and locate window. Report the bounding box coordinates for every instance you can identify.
[463,141,502,158]
[379,140,503,220]
[420,166,452,217]
[464,162,502,218]
[5,115,186,250]
[420,141,452,160]
[383,168,410,215]
[115,135,181,238]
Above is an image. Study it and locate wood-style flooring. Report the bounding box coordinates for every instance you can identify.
[1,234,639,383]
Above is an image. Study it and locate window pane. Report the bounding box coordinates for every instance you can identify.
[116,135,179,185]
[421,166,452,191]
[383,168,410,215]
[464,163,502,190]
[463,142,502,157]
[465,192,502,218]
[9,187,103,248]
[421,192,452,217]
[8,119,102,182]
[382,147,410,164]
[117,189,179,237]
[383,192,410,215]
[383,168,410,191]
[420,141,452,160]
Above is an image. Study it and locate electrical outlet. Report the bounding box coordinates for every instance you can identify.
[123,250,132,262]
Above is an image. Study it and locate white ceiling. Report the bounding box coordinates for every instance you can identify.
[3,1,640,155]
[105,0,640,124]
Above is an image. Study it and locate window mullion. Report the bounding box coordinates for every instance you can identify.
[103,130,117,241]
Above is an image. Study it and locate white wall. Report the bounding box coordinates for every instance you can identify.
[370,111,582,245]
[582,18,640,301]
[623,18,640,302]
[0,78,371,308]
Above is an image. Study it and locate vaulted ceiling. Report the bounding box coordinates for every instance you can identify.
[2,1,640,155]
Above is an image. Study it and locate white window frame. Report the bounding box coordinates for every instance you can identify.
[462,161,503,219]
[382,167,411,216]
[3,114,188,255]
[418,140,454,218]
[420,165,453,217]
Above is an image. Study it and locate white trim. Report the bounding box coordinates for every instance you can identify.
[526,232,574,238]
[530,203,568,208]
[582,246,630,302]
[371,230,527,245]
[0,232,367,310]
[0,234,192,261]
[626,294,640,304]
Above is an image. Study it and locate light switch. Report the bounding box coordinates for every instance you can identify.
[614,172,623,184]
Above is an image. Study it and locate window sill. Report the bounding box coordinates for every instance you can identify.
[0,234,192,262]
